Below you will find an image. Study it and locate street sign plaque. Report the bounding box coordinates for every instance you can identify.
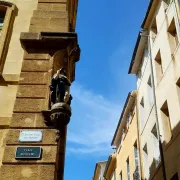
[15,147,41,159]
[19,130,43,143]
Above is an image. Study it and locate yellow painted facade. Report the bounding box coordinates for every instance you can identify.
[114,93,139,180]
[102,91,140,180]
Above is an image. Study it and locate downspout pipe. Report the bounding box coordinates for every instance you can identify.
[140,32,167,180]
[134,93,143,180]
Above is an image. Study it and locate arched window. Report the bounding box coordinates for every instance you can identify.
[0,2,17,75]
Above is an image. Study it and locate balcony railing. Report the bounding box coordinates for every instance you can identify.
[0,23,3,36]
[133,166,140,180]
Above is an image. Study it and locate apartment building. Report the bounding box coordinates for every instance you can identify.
[101,91,140,180]
[129,0,180,179]
[93,161,107,180]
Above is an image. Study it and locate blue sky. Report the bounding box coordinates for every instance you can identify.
[65,0,149,179]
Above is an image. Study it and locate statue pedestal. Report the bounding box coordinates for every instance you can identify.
[51,103,71,128]
[42,103,71,180]
[42,103,71,129]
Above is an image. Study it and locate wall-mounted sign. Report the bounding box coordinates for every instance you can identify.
[19,130,43,143]
[15,147,41,159]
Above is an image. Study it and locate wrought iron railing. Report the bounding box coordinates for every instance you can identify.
[133,166,140,180]
[0,25,3,36]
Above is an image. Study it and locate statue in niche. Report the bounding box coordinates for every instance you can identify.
[49,68,72,107]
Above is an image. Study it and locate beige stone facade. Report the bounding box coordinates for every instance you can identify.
[129,0,180,179]
[0,0,80,179]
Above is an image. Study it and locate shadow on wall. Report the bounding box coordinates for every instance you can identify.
[147,121,180,180]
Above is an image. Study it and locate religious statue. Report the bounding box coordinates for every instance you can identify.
[49,68,72,107]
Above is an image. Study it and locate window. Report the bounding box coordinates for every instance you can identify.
[170,173,179,180]
[122,128,125,141]
[168,18,179,53]
[110,170,116,180]
[143,144,150,180]
[147,76,154,106]
[151,18,158,42]
[126,158,130,180]
[176,78,180,102]
[0,8,6,34]
[126,112,132,128]
[134,143,139,168]
[0,2,17,75]
[151,124,160,167]
[137,47,149,88]
[126,116,130,129]
[160,101,172,143]
[137,69,142,88]
[120,172,122,180]
[141,48,149,74]
[154,50,163,82]
[140,97,145,129]
[133,142,140,180]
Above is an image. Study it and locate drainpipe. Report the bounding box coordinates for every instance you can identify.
[134,92,143,180]
[140,32,167,180]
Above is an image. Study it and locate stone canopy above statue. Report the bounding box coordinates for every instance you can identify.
[20,32,81,82]
[20,32,80,58]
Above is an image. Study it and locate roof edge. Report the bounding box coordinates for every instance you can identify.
[111,91,137,146]
[141,0,154,28]
[128,30,149,74]
[128,32,141,74]
[103,154,116,179]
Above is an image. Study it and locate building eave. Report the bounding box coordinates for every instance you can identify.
[111,91,137,146]
[93,161,107,180]
[93,163,99,180]
[128,31,148,74]
[67,0,79,31]
[128,32,141,74]
[141,0,160,29]
[103,154,116,179]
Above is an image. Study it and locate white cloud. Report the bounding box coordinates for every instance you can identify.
[67,83,122,156]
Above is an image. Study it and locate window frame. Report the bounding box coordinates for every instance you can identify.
[143,143,150,180]
[167,18,179,54]
[160,100,172,144]
[140,97,145,129]
[126,157,130,180]
[0,1,17,79]
[151,124,161,167]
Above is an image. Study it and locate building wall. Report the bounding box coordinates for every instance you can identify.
[0,1,78,179]
[136,22,159,180]
[0,0,38,169]
[115,107,138,180]
[152,1,180,179]
[137,1,180,179]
